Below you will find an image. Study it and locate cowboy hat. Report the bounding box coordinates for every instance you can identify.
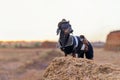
[61,19,68,22]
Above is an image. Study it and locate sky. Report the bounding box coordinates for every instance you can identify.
[0,0,120,42]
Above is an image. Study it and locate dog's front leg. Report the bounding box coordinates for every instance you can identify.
[72,53,76,57]
[65,53,67,57]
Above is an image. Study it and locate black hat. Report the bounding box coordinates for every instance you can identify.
[61,19,68,22]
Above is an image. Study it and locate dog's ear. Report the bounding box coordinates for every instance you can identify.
[80,35,85,39]
[56,28,60,35]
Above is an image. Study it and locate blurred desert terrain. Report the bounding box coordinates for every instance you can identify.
[0,47,120,80]
[0,30,120,80]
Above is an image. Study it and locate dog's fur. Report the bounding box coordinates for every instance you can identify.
[57,29,94,59]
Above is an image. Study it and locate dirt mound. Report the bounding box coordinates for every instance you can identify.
[42,57,120,80]
[105,30,120,51]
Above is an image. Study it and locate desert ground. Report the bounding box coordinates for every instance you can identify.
[0,47,119,80]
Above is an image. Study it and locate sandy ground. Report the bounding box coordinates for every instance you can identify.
[43,57,120,80]
[94,48,120,68]
[0,48,119,80]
